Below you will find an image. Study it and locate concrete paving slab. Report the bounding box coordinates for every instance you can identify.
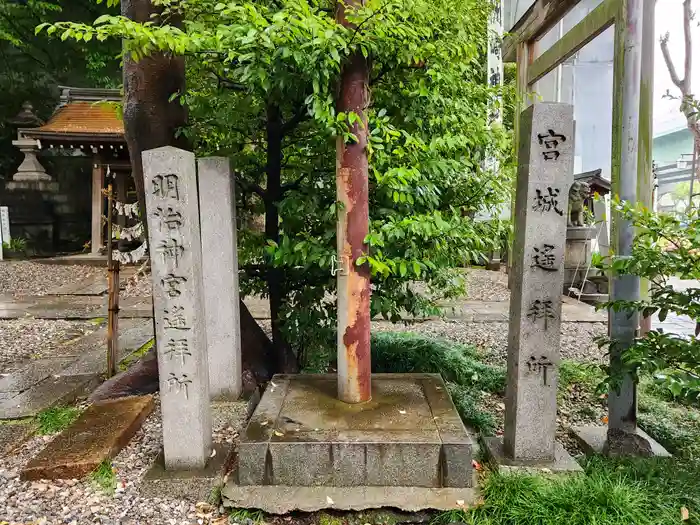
[238,373,474,489]
[0,422,35,454]
[21,395,154,480]
[570,425,671,457]
[221,484,480,513]
[484,436,582,474]
[0,374,99,419]
[0,357,75,393]
[48,273,108,296]
[57,319,154,376]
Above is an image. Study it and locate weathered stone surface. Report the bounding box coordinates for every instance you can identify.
[143,146,212,470]
[222,484,480,513]
[141,443,230,502]
[570,425,670,457]
[484,436,582,474]
[57,319,154,376]
[0,422,35,454]
[0,357,74,393]
[237,374,474,488]
[198,157,242,400]
[0,374,99,419]
[20,395,154,481]
[504,103,574,463]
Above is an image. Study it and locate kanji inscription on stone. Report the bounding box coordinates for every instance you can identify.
[503,103,574,463]
[143,146,212,471]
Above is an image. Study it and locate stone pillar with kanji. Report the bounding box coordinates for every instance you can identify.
[486,103,581,472]
[143,146,212,470]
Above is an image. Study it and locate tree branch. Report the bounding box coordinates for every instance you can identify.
[281,106,310,135]
[235,172,267,200]
[210,70,247,92]
[660,32,684,91]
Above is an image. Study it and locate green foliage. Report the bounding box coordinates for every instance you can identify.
[3,237,28,253]
[596,198,700,401]
[36,405,80,435]
[90,459,117,494]
[229,508,265,524]
[43,0,512,362]
[433,456,699,525]
[371,331,504,433]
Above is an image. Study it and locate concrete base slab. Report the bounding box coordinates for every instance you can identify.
[140,443,231,502]
[222,484,480,514]
[484,437,583,474]
[21,395,154,480]
[0,374,99,419]
[237,373,474,489]
[570,425,671,457]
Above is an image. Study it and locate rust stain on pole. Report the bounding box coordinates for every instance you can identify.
[336,0,371,404]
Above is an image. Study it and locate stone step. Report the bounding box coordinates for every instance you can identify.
[578,293,609,304]
[21,395,154,480]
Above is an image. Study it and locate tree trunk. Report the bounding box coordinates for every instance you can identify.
[121,0,188,234]
[265,103,299,372]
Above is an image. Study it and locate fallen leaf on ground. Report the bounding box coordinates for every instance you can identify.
[682,507,690,521]
[273,430,284,437]
[602,416,609,424]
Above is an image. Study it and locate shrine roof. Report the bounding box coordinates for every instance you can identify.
[20,87,124,145]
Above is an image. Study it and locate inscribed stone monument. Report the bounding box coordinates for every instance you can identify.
[486,103,580,471]
[198,157,242,400]
[143,146,212,470]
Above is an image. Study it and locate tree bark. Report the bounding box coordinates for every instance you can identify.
[121,0,188,233]
[265,103,299,372]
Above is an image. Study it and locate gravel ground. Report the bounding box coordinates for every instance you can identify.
[0,399,243,525]
[373,319,608,364]
[0,319,97,372]
[0,262,102,297]
[464,268,510,302]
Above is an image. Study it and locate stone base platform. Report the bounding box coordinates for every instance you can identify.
[484,437,582,474]
[224,373,476,510]
[570,425,671,457]
[222,484,479,513]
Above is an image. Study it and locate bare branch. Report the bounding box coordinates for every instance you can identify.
[660,32,685,91]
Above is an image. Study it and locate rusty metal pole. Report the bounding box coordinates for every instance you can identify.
[336,0,372,404]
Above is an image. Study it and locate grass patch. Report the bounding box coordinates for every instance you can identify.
[229,508,265,524]
[90,460,117,494]
[371,331,505,434]
[638,381,700,459]
[36,405,80,435]
[434,456,700,525]
[118,337,155,371]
